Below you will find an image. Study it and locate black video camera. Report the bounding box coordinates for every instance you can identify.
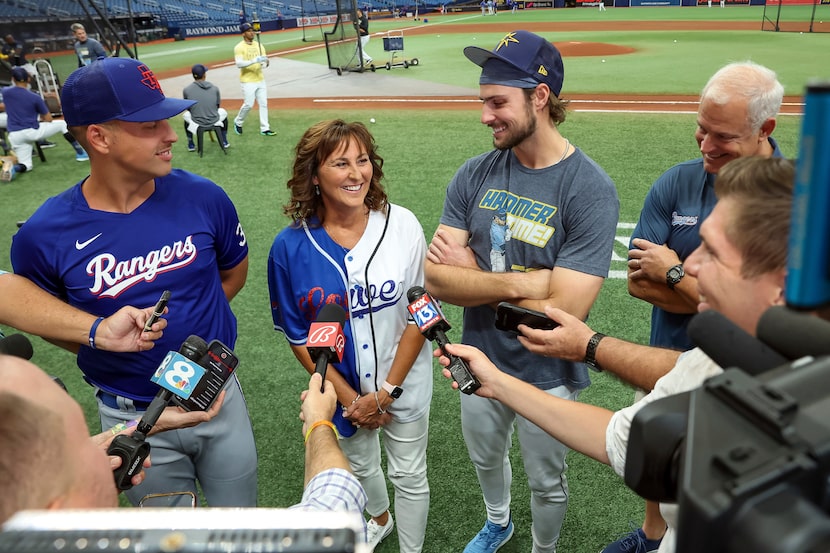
[625,356,830,553]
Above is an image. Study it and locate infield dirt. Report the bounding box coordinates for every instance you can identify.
[158,19,804,113]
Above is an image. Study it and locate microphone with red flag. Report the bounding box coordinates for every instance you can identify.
[307,303,347,388]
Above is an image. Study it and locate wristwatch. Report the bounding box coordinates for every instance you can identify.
[666,264,685,290]
[584,332,606,372]
[382,381,403,399]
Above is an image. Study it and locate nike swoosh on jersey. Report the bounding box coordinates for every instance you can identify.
[75,233,103,250]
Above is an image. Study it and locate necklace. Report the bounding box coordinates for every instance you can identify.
[323,210,370,250]
[557,139,570,165]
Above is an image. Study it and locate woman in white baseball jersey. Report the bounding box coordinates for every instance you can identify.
[268,120,432,552]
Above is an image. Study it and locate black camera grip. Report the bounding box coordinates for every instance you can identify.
[107,434,151,491]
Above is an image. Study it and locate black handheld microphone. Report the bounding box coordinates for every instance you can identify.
[107,335,208,491]
[0,333,33,360]
[757,305,830,360]
[687,309,787,376]
[307,303,347,389]
[406,286,480,394]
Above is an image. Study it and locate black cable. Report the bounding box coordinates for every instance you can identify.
[363,203,391,394]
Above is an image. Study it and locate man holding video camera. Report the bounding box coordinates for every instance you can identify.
[436,156,794,553]
[617,61,784,553]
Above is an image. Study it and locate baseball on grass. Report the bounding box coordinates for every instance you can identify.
[601,59,606,63]
[370,118,376,123]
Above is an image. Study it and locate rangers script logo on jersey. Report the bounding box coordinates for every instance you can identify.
[87,235,198,298]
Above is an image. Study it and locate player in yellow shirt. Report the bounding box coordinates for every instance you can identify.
[232,22,275,136]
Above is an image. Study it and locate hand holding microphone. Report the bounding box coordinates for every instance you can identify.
[300,373,338,437]
[107,335,208,490]
[406,286,480,394]
[307,303,347,391]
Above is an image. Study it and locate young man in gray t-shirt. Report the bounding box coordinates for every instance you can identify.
[426,30,619,553]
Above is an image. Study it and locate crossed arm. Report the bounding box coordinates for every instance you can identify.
[627,238,698,314]
[425,225,603,319]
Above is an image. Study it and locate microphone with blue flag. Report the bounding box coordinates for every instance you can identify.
[107,335,208,491]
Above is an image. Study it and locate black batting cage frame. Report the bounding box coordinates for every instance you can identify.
[762,0,830,33]
[324,0,374,75]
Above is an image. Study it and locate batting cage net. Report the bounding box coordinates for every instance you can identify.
[324,0,365,74]
[762,0,830,33]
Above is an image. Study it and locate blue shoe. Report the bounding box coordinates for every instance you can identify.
[187,141,196,152]
[234,123,243,135]
[600,527,662,553]
[464,517,514,553]
[75,151,89,162]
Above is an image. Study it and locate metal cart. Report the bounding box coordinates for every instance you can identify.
[382,30,419,70]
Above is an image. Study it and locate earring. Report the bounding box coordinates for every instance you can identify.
[315,185,320,196]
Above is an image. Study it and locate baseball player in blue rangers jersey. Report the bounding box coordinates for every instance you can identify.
[268,120,432,552]
[10,57,257,507]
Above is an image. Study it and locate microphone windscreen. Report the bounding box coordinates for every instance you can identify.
[316,303,346,325]
[757,305,830,360]
[406,286,427,303]
[181,335,208,361]
[688,310,787,376]
[407,285,427,303]
[0,334,34,360]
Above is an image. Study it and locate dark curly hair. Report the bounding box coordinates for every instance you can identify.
[283,119,388,226]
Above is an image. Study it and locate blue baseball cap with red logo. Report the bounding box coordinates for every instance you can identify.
[464,30,565,97]
[61,57,195,126]
[11,67,29,82]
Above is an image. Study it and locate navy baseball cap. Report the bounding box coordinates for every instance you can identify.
[11,67,28,82]
[240,22,252,32]
[192,63,207,78]
[61,57,195,126]
[464,30,565,97]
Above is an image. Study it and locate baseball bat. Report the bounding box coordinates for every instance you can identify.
[252,11,263,57]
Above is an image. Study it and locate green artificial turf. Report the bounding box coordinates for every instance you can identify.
[39,6,830,98]
[1,5,817,550]
[0,108,803,551]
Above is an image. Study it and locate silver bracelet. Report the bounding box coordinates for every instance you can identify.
[374,391,386,414]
